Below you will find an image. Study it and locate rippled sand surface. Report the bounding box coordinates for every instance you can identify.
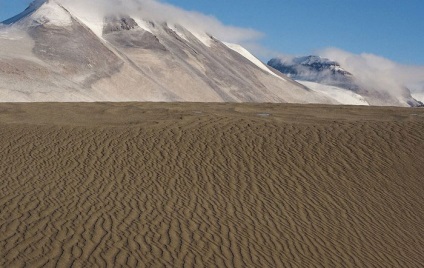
[1,103,424,267]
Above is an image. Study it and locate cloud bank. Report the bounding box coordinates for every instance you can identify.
[56,0,263,44]
[318,48,424,102]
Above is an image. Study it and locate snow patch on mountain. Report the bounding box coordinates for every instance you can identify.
[32,1,72,27]
[62,5,104,37]
[190,31,212,47]
[133,19,152,33]
[224,42,285,81]
[298,81,369,106]
[168,24,189,42]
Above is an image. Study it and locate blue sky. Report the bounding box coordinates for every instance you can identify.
[1,0,423,65]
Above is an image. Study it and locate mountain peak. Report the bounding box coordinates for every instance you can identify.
[268,55,359,93]
[268,55,352,79]
[2,0,72,27]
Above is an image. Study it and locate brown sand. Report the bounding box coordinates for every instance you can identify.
[1,103,424,267]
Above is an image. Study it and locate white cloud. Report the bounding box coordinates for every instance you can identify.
[56,0,263,44]
[318,48,424,102]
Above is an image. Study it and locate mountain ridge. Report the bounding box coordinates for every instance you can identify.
[0,0,337,103]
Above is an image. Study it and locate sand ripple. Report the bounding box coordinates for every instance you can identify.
[1,103,424,267]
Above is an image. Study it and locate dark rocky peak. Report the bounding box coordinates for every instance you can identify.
[268,55,352,78]
[103,16,139,34]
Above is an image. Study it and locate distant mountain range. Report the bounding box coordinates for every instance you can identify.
[268,56,423,107]
[0,0,421,106]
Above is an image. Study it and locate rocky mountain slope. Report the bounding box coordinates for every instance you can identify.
[0,0,334,103]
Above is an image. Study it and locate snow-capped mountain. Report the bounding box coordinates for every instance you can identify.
[0,0,335,103]
[268,56,422,107]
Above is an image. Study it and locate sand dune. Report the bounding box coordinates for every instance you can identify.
[1,103,424,267]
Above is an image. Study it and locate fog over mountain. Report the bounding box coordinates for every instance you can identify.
[319,48,424,105]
